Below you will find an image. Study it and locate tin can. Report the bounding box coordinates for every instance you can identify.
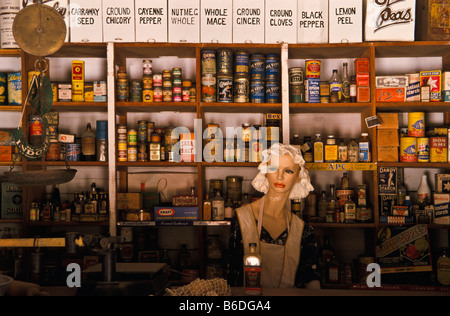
[138,143,148,162]
[84,82,94,102]
[93,81,107,102]
[305,60,321,78]
[408,112,425,137]
[116,79,129,102]
[217,75,233,103]
[29,115,43,137]
[234,74,250,103]
[250,79,265,103]
[202,74,217,102]
[182,80,192,102]
[180,133,195,162]
[48,125,58,140]
[128,146,137,162]
[45,142,60,161]
[138,120,148,143]
[147,122,155,140]
[153,73,162,87]
[143,89,154,102]
[320,81,330,103]
[250,54,265,80]
[210,179,224,195]
[217,49,233,75]
[130,80,143,102]
[430,136,448,162]
[417,137,430,162]
[143,59,153,75]
[163,70,172,80]
[58,83,72,102]
[143,76,153,90]
[172,67,182,78]
[289,67,304,85]
[173,85,182,102]
[66,144,81,161]
[266,81,281,103]
[163,87,172,102]
[235,51,249,75]
[202,50,216,74]
[127,129,137,146]
[290,84,304,103]
[190,87,197,102]
[400,137,417,162]
[0,73,6,105]
[117,123,127,136]
[153,87,163,102]
[265,54,280,81]
[226,176,243,203]
[7,72,21,105]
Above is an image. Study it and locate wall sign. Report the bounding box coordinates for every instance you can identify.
[233,0,265,43]
[201,0,232,43]
[297,0,328,43]
[135,0,168,43]
[70,0,103,43]
[168,0,200,43]
[102,0,135,42]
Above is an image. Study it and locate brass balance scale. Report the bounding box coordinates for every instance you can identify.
[2,1,76,186]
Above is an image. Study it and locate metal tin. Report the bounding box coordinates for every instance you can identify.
[173,85,182,102]
[163,87,172,102]
[210,179,224,195]
[66,144,81,161]
[266,81,281,103]
[290,84,304,103]
[58,83,72,102]
[408,112,425,137]
[250,79,265,103]
[29,115,43,136]
[143,89,153,102]
[235,51,249,75]
[265,54,280,81]
[182,81,192,102]
[143,59,152,75]
[84,82,94,102]
[143,76,153,90]
[217,75,233,103]
[93,81,107,102]
[250,54,265,80]
[138,120,148,143]
[0,73,6,105]
[7,72,21,105]
[400,137,417,162]
[201,50,216,74]
[417,137,430,162]
[201,74,217,102]
[138,143,148,162]
[153,87,163,102]
[128,146,137,162]
[305,60,321,78]
[153,73,162,87]
[45,142,60,161]
[226,176,243,203]
[130,80,143,102]
[127,129,137,146]
[234,74,250,103]
[116,79,129,102]
[172,67,182,78]
[189,87,196,102]
[217,49,233,75]
[163,79,172,88]
[147,122,155,140]
[320,81,330,103]
[289,67,304,85]
[162,70,172,80]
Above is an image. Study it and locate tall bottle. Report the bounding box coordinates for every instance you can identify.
[81,122,96,161]
[203,193,212,221]
[417,174,431,206]
[328,184,338,222]
[341,63,350,103]
[313,133,324,163]
[347,138,359,163]
[244,243,262,296]
[397,168,407,206]
[212,190,225,221]
[318,190,328,221]
[329,69,342,103]
[291,134,301,152]
[302,136,313,163]
[358,133,371,162]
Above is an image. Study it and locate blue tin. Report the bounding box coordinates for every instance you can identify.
[266,81,280,103]
[265,54,280,81]
[250,54,265,80]
[7,72,21,105]
[307,78,320,103]
[235,51,249,75]
[250,79,265,103]
[66,144,81,161]
[96,120,108,140]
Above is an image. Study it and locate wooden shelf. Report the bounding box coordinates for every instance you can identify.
[25,221,109,227]
[116,101,197,114]
[48,43,107,58]
[374,41,450,58]
[378,162,450,169]
[306,163,377,171]
[26,161,109,167]
[311,222,376,228]
[52,102,108,112]
[376,102,450,113]
[118,221,231,227]
[201,102,282,114]
[288,42,372,59]
[290,102,372,114]
[0,105,22,112]
[0,49,21,57]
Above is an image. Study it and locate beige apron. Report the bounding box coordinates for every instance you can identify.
[236,197,305,288]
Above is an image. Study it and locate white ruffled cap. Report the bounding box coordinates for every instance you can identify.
[252,143,314,199]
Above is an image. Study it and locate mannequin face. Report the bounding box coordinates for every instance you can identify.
[265,153,300,196]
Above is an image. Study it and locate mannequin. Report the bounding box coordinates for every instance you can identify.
[228,143,321,289]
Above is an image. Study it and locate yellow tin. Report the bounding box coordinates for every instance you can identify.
[417,137,430,163]
[400,137,417,162]
[408,112,425,137]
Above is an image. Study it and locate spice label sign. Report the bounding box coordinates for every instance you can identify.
[69,0,103,43]
[233,0,265,43]
[265,0,297,44]
[297,0,328,43]
[1,182,23,219]
[201,0,232,43]
[365,0,415,41]
[328,0,363,43]
[168,0,200,43]
[376,225,432,274]
[378,167,397,195]
[135,0,168,43]
[102,0,135,42]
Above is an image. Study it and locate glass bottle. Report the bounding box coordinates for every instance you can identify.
[318,190,328,221]
[358,133,371,162]
[244,243,262,296]
[328,184,338,215]
[338,139,348,162]
[212,190,225,221]
[417,174,431,206]
[325,135,338,163]
[350,75,357,103]
[341,63,350,103]
[302,136,313,163]
[329,69,342,103]
[225,198,234,220]
[347,138,359,163]
[81,122,96,161]
[344,195,356,223]
[437,248,450,286]
[313,133,324,163]
[307,190,317,220]
[420,78,430,102]
[203,193,212,221]
[341,173,349,190]
[292,134,301,152]
[397,168,407,206]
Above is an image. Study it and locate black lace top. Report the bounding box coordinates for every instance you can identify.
[227,212,321,288]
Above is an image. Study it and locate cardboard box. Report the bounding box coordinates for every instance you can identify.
[154,206,199,221]
[365,0,416,41]
[376,225,432,274]
[377,129,399,147]
[168,0,200,43]
[433,193,450,224]
[233,0,265,43]
[0,145,13,161]
[135,0,168,43]
[117,193,142,210]
[430,136,448,162]
[0,130,15,146]
[415,0,450,41]
[376,76,409,88]
[1,182,23,219]
[377,113,399,129]
[328,0,363,43]
[357,86,370,102]
[436,174,450,193]
[444,71,450,102]
[102,0,136,42]
[378,147,399,162]
[265,0,297,44]
[356,73,370,86]
[69,0,103,43]
[355,58,370,73]
[297,0,328,43]
[376,87,406,102]
[420,70,442,101]
[378,167,397,195]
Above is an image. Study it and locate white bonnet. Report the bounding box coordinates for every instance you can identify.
[251,143,314,199]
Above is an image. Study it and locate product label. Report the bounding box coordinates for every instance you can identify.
[314,143,324,163]
[359,142,370,162]
[244,266,262,294]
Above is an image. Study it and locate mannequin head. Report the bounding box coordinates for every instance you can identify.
[252,143,314,200]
